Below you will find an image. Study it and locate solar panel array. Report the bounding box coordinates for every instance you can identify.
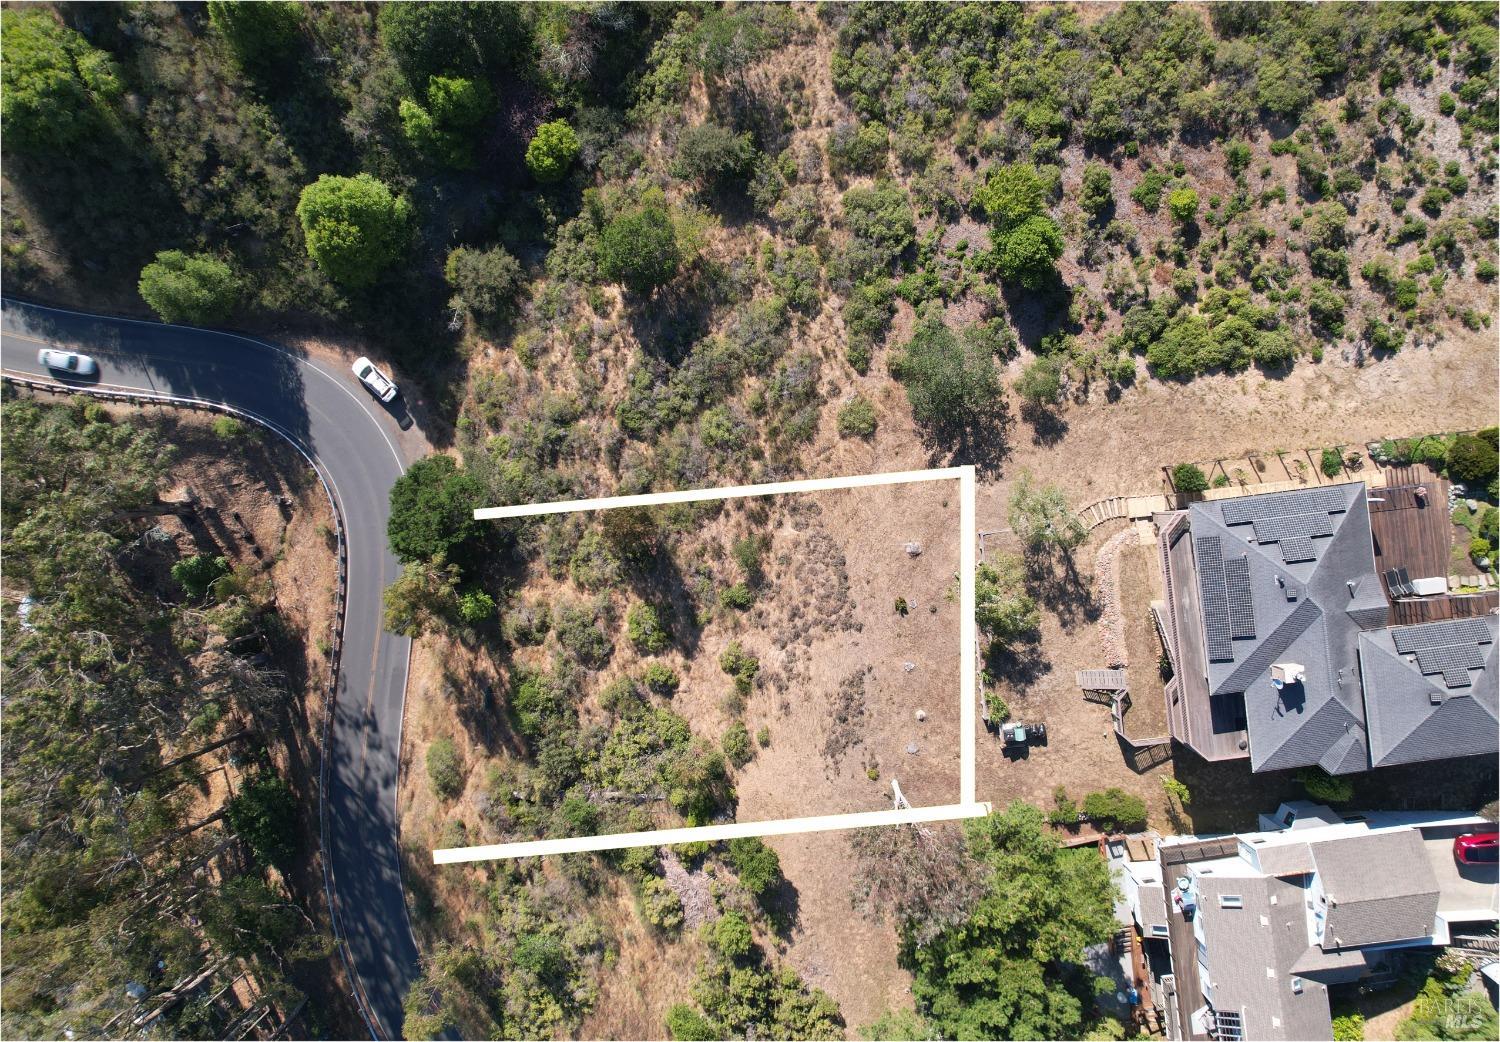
[1221,486,1349,526]
[1413,644,1486,688]
[1252,512,1336,544]
[1391,617,1492,654]
[1196,536,1234,662]
[1224,556,1256,639]
[1280,536,1318,563]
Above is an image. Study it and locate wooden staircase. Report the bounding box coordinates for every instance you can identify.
[1079,496,1130,530]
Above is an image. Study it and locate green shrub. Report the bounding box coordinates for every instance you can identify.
[458,589,495,624]
[672,122,755,191]
[1167,187,1200,224]
[207,1,302,73]
[172,554,230,601]
[719,583,754,610]
[1171,463,1209,493]
[554,602,613,668]
[666,1004,719,1041]
[722,722,753,767]
[444,245,523,326]
[1321,448,1344,478]
[719,641,760,693]
[842,280,895,373]
[756,725,771,747]
[0,10,122,153]
[643,662,680,696]
[211,415,248,440]
[569,530,622,590]
[639,876,685,933]
[827,120,889,177]
[974,163,1052,229]
[1082,788,1147,831]
[1078,162,1113,219]
[1161,777,1192,807]
[401,75,492,168]
[138,251,239,325]
[598,204,680,293]
[975,554,1040,650]
[1049,786,1079,827]
[1297,767,1354,804]
[525,119,579,183]
[708,909,754,959]
[426,737,464,799]
[837,396,878,438]
[1447,434,1498,485]
[1130,170,1170,213]
[627,603,670,654]
[726,836,782,898]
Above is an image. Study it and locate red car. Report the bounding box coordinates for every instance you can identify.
[1453,832,1499,865]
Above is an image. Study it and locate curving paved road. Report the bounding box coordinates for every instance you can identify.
[2,299,419,1038]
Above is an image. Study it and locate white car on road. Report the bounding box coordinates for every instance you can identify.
[37,348,98,376]
[352,356,398,403]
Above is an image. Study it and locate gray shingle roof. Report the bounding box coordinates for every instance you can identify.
[1359,617,1498,767]
[1195,876,1334,1042]
[1312,831,1440,948]
[1183,485,1391,773]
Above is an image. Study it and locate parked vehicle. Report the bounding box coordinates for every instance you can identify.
[37,348,97,376]
[1453,831,1498,865]
[351,356,397,403]
[1002,721,1048,745]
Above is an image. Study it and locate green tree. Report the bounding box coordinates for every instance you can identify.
[991,215,1065,289]
[387,455,483,565]
[1167,187,1200,224]
[890,318,1002,432]
[975,554,1040,651]
[377,1,525,83]
[974,162,1053,230]
[445,245,523,327]
[401,75,492,168]
[598,204,681,293]
[670,122,755,191]
[225,774,298,869]
[207,1,302,73]
[727,836,783,899]
[1015,355,1065,408]
[907,802,1116,1041]
[1078,162,1114,220]
[667,1004,719,1041]
[1007,473,1086,554]
[708,909,754,959]
[0,9,122,152]
[526,119,580,183]
[296,174,411,287]
[837,395,878,438]
[137,250,240,325]
[382,555,462,638]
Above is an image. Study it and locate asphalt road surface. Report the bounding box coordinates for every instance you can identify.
[2,300,418,1038]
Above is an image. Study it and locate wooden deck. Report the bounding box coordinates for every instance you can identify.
[1369,464,1453,589]
[1391,590,1500,625]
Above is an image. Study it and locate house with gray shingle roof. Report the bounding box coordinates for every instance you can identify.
[1157,484,1498,774]
[1125,804,1497,1041]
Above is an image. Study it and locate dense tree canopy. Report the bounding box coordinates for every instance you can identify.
[138,250,240,325]
[206,0,303,74]
[598,204,681,293]
[891,317,1002,432]
[387,454,485,566]
[906,802,1117,1041]
[0,9,121,153]
[295,174,411,288]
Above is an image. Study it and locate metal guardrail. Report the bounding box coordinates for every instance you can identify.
[1,373,382,1039]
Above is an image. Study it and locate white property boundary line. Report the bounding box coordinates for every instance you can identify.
[437,466,987,864]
